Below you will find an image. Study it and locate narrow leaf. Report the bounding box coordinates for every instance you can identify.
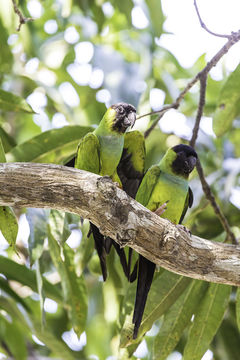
[6,125,93,163]
[0,206,18,247]
[153,280,208,360]
[146,0,165,36]
[213,64,240,136]
[0,316,27,360]
[0,255,62,303]
[0,89,34,113]
[36,258,46,326]
[26,208,48,265]
[48,226,88,336]
[0,126,16,153]
[235,287,240,331]
[0,276,30,311]
[49,210,71,244]
[0,137,6,162]
[75,221,94,276]
[183,283,231,360]
[120,271,191,347]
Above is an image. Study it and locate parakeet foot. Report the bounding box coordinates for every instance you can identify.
[176,224,191,236]
[154,201,169,216]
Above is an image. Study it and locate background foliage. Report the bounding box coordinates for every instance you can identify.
[0,0,240,359]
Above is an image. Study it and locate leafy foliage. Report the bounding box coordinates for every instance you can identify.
[0,0,240,359]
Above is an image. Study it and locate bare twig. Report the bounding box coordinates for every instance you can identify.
[139,31,240,136]
[196,160,237,244]
[139,9,240,244]
[12,0,34,31]
[189,73,207,148]
[1,162,240,286]
[144,106,176,138]
[193,0,231,39]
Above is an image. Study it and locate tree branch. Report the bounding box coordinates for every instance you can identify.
[12,0,34,31]
[0,162,240,286]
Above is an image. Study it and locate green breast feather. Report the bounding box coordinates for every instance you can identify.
[75,132,100,175]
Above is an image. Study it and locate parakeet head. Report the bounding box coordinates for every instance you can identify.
[171,144,198,177]
[111,103,136,133]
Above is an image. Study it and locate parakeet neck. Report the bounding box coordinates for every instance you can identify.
[159,149,189,180]
[94,108,119,137]
[94,111,124,178]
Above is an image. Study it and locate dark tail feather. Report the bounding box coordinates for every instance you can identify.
[90,223,107,281]
[112,241,129,278]
[132,255,156,339]
[129,259,138,283]
[127,248,133,281]
[64,157,75,167]
[105,237,113,254]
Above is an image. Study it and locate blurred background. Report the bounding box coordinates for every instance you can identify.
[0,0,240,359]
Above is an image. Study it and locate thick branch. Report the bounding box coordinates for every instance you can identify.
[0,163,240,286]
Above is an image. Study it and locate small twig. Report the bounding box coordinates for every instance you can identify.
[194,0,231,39]
[12,0,34,31]
[189,73,207,148]
[143,105,178,138]
[138,31,240,138]
[196,160,237,244]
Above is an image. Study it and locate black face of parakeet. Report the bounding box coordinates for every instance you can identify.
[111,103,136,133]
[172,144,198,177]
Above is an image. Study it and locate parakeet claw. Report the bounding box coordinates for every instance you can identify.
[176,224,191,236]
[154,201,169,216]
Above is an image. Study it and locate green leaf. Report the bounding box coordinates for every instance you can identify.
[153,280,208,360]
[0,256,62,303]
[0,206,18,246]
[120,271,192,347]
[146,0,165,37]
[48,226,88,336]
[113,0,134,26]
[36,258,46,326]
[235,287,240,331]
[0,316,27,360]
[213,64,240,136]
[26,208,48,265]
[183,283,231,360]
[31,321,77,360]
[0,276,30,312]
[0,18,13,73]
[0,89,34,113]
[0,126,16,153]
[75,221,94,276]
[6,125,93,163]
[0,137,6,162]
[49,210,71,244]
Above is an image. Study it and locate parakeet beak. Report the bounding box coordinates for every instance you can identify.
[125,111,136,128]
[187,155,197,173]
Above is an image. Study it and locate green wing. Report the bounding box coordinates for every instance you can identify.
[75,132,100,175]
[135,165,160,207]
[117,130,146,198]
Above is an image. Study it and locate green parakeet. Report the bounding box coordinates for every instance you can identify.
[132,144,198,339]
[111,130,146,279]
[74,103,136,281]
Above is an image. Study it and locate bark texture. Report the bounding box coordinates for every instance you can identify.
[0,162,239,286]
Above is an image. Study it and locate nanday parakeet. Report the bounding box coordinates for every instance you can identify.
[132,144,198,339]
[104,129,146,280]
[74,103,136,281]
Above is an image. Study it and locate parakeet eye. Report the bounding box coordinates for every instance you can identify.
[118,106,125,114]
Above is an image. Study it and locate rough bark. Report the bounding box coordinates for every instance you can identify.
[0,162,239,286]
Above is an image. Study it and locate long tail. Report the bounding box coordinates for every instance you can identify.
[111,241,129,278]
[90,222,107,281]
[132,255,156,339]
